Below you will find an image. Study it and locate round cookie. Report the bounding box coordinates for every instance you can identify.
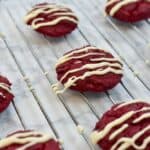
[0,75,14,113]
[24,3,78,37]
[105,0,150,23]
[0,130,61,150]
[91,100,150,150]
[53,45,123,94]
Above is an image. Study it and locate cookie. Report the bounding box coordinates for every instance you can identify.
[91,100,150,150]
[105,0,150,22]
[53,45,123,94]
[24,3,78,37]
[0,75,14,113]
[0,130,61,150]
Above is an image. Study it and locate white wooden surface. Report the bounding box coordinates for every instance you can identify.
[0,0,150,149]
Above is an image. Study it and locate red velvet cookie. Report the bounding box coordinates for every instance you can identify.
[0,75,14,113]
[53,45,123,94]
[0,130,61,150]
[91,100,150,150]
[105,0,150,22]
[24,3,78,37]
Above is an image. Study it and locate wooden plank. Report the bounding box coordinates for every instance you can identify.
[54,118,98,150]
[0,46,57,135]
[133,21,150,39]
[0,103,23,137]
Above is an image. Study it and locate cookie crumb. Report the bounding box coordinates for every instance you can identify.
[29,86,35,91]
[23,76,29,81]
[77,125,84,134]
[103,11,107,17]
[44,71,49,75]
[58,139,64,145]
[145,59,150,65]
[0,33,5,38]
[133,71,139,76]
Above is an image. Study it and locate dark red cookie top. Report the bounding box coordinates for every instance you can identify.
[105,0,150,22]
[0,130,61,150]
[91,100,150,150]
[53,45,123,93]
[0,75,14,113]
[24,3,78,37]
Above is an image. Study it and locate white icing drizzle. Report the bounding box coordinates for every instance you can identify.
[91,111,135,144]
[91,101,150,150]
[51,12,77,17]
[90,57,121,62]
[54,46,122,94]
[55,52,106,67]
[77,125,84,134]
[25,6,69,22]
[106,0,120,8]
[33,4,67,9]
[32,17,78,29]
[52,83,62,94]
[115,100,148,110]
[111,125,150,150]
[0,82,12,94]
[133,112,150,123]
[0,131,53,150]
[0,92,5,99]
[24,3,78,29]
[60,62,122,83]
[106,0,139,16]
[55,46,99,67]
[109,124,128,140]
[55,67,123,94]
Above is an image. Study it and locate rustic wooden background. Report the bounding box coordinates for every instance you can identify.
[0,0,150,149]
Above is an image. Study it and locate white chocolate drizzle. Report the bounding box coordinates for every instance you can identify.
[24,3,78,29]
[133,112,150,123]
[77,125,84,134]
[90,57,121,62]
[91,111,135,144]
[0,92,6,99]
[90,101,150,150]
[109,124,128,140]
[54,67,122,94]
[111,125,150,150]
[32,17,77,29]
[105,0,149,16]
[115,100,147,110]
[60,62,122,83]
[55,52,106,68]
[0,82,12,94]
[0,131,54,150]
[53,46,122,94]
[106,0,120,7]
[55,46,99,67]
